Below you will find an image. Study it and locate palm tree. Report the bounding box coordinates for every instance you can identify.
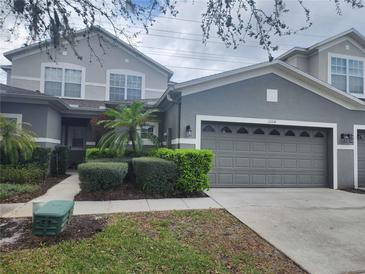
[98,102,157,156]
[0,115,36,164]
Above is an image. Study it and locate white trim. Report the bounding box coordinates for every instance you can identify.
[146,88,166,93]
[194,115,338,190]
[337,145,354,150]
[354,125,365,189]
[105,69,146,101]
[85,82,106,87]
[1,113,22,126]
[40,62,86,99]
[171,138,197,145]
[86,141,96,146]
[328,53,365,97]
[35,137,61,144]
[11,75,40,82]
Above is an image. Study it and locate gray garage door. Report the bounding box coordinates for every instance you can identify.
[358,131,365,187]
[201,122,329,187]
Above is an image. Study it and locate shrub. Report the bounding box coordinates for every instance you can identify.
[0,183,40,200]
[153,148,214,193]
[0,164,44,184]
[132,157,177,195]
[85,147,118,161]
[50,146,69,176]
[78,162,128,192]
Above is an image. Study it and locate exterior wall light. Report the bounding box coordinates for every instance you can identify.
[185,125,192,137]
[340,133,353,144]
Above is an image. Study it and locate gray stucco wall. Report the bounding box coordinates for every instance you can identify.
[1,102,49,136]
[9,34,169,100]
[171,73,365,188]
[163,103,180,140]
[0,102,62,146]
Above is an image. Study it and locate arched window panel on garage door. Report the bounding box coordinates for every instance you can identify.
[300,131,311,137]
[285,130,296,136]
[202,125,215,132]
[269,129,280,136]
[253,128,265,135]
[314,131,325,138]
[237,127,249,134]
[221,126,232,134]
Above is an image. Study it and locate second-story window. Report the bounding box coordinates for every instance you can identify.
[43,65,83,98]
[108,72,143,100]
[330,56,364,96]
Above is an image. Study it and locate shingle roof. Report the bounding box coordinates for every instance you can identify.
[0,84,46,96]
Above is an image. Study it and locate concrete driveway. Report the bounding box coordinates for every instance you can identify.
[207,188,365,274]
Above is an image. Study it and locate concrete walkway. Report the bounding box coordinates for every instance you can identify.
[1,174,221,218]
[208,188,365,274]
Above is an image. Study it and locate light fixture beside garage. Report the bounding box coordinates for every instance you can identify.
[185,125,192,137]
[341,133,354,144]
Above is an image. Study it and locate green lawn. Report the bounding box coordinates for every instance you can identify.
[0,210,305,274]
[0,184,40,200]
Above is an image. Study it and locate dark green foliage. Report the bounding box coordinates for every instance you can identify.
[78,162,128,192]
[50,146,69,176]
[0,164,44,184]
[85,147,118,161]
[132,157,177,195]
[20,147,51,176]
[153,148,214,193]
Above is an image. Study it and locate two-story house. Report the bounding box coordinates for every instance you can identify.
[1,27,365,189]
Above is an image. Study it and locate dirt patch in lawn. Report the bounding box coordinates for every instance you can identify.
[0,175,70,203]
[126,209,307,274]
[74,181,207,201]
[0,215,108,252]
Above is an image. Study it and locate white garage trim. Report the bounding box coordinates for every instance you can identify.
[35,138,61,144]
[195,115,338,190]
[354,124,365,189]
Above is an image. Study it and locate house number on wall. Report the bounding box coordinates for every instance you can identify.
[267,120,277,124]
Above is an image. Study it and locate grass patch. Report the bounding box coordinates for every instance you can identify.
[0,209,306,274]
[0,184,40,200]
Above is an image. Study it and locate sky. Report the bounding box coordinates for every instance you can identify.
[0,0,365,83]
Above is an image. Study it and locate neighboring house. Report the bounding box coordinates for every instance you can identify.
[1,27,365,189]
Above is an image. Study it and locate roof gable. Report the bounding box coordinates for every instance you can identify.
[162,61,365,111]
[277,28,365,60]
[3,26,173,79]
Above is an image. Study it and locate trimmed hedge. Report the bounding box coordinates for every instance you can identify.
[0,164,44,184]
[85,148,118,161]
[50,146,69,176]
[153,148,214,193]
[78,162,128,192]
[132,157,177,195]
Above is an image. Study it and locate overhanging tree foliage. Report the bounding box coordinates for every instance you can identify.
[0,0,363,61]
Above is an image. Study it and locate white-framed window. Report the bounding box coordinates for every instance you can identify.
[1,113,22,127]
[106,70,145,101]
[41,63,85,98]
[138,122,158,145]
[329,54,365,97]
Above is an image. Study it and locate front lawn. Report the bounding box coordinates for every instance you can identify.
[0,209,305,273]
[0,184,40,200]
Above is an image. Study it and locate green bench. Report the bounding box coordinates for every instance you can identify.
[32,200,75,236]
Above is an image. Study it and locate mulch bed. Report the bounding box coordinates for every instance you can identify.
[0,175,70,203]
[0,215,108,252]
[74,181,208,201]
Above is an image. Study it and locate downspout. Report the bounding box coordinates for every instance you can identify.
[166,87,181,149]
